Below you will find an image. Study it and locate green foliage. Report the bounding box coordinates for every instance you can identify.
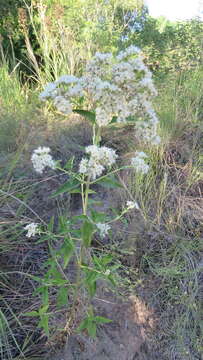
[77,311,111,337]
[81,220,95,248]
[1,0,203,81]
[0,0,147,80]
[127,16,203,75]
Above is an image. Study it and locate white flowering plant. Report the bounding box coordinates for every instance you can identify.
[25,46,160,338]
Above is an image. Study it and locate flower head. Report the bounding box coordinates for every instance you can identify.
[96,223,111,238]
[95,107,112,127]
[79,145,117,180]
[24,223,40,238]
[126,201,139,210]
[39,82,58,100]
[53,96,72,114]
[56,75,78,84]
[31,146,56,174]
[131,151,150,174]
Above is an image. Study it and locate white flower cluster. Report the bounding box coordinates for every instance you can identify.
[79,145,117,180]
[126,200,139,210]
[96,223,111,238]
[24,223,39,238]
[39,82,58,100]
[39,75,83,114]
[116,45,141,61]
[82,47,158,129]
[135,119,161,145]
[104,269,111,276]
[131,151,150,174]
[134,93,161,145]
[53,96,72,115]
[39,47,160,144]
[31,146,56,174]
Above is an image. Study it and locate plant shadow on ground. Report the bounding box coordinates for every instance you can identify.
[0,98,203,359]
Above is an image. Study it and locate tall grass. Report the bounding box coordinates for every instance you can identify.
[155,66,203,140]
[120,68,203,359]
[0,63,36,153]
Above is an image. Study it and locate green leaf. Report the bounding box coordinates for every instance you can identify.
[92,256,103,270]
[85,269,98,282]
[87,281,97,297]
[23,311,39,317]
[36,234,52,244]
[73,109,96,124]
[96,175,123,189]
[69,188,81,194]
[77,318,89,332]
[108,274,117,286]
[94,316,112,324]
[36,286,49,305]
[62,238,75,268]
[38,305,49,316]
[87,321,97,338]
[87,189,97,194]
[50,178,80,198]
[64,156,74,170]
[47,216,54,232]
[58,215,69,233]
[81,220,95,248]
[100,255,113,266]
[71,214,88,222]
[110,116,118,124]
[38,314,49,337]
[90,210,107,222]
[47,278,67,286]
[57,287,68,308]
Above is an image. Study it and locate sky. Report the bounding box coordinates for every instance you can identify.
[145,0,201,21]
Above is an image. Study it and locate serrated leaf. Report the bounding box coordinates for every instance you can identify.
[73,109,96,124]
[96,175,123,189]
[81,220,95,248]
[50,178,80,198]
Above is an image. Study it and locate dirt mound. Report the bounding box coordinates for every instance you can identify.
[50,292,156,360]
